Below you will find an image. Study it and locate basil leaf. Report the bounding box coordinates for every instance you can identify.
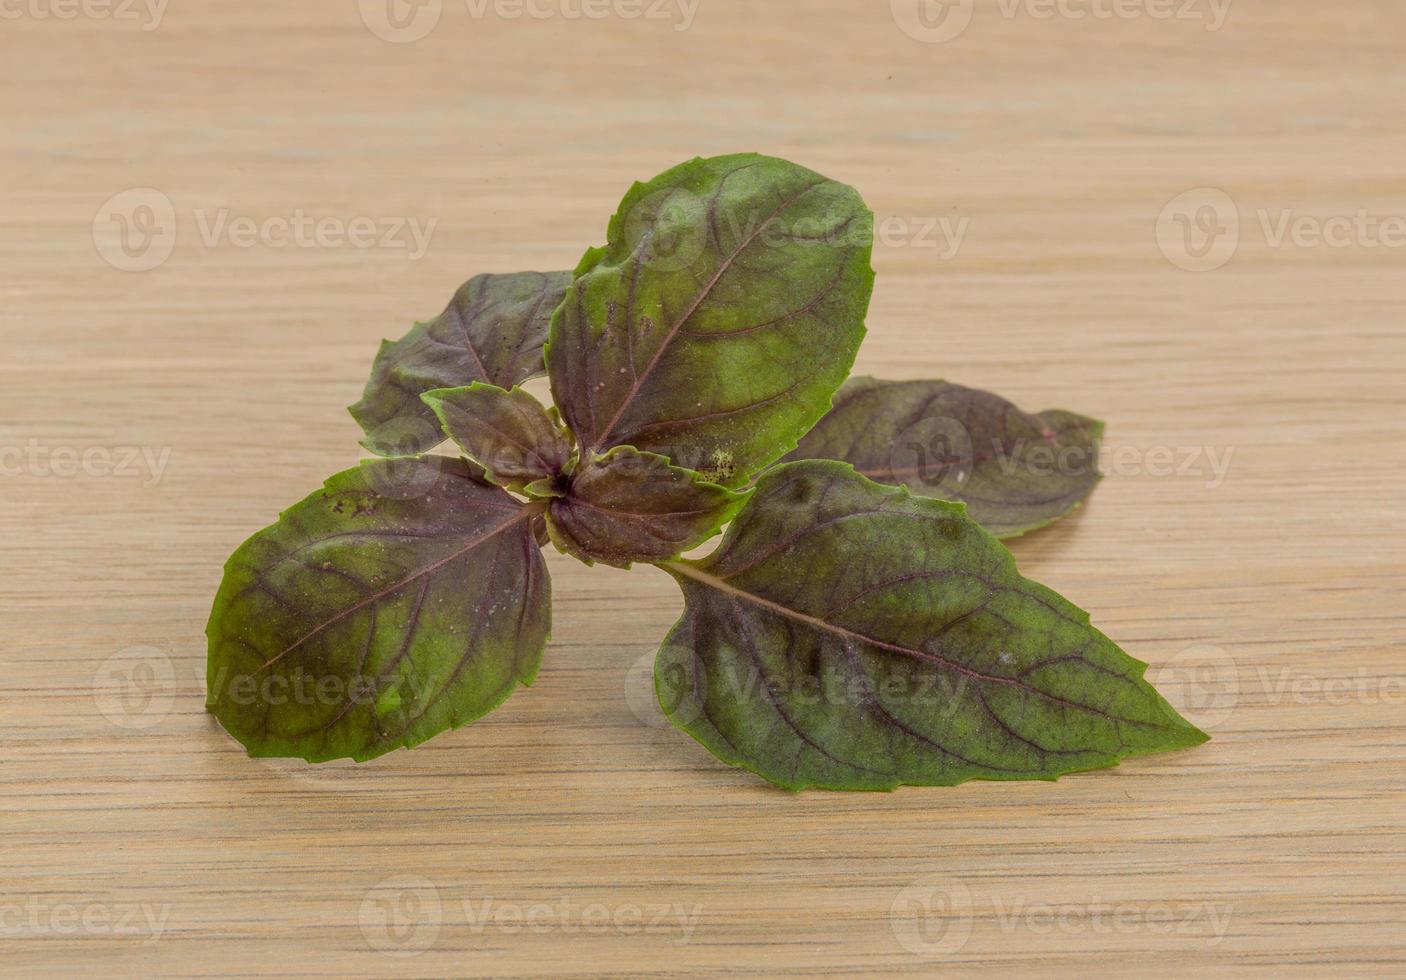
[351,270,571,456]
[656,460,1204,791]
[781,377,1104,538]
[546,153,873,486]
[422,383,573,496]
[546,447,748,568]
[206,457,549,762]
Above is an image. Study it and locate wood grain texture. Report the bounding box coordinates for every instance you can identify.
[2,0,1403,975]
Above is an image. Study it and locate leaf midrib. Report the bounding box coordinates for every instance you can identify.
[662,559,1159,726]
[254,506,532,675]
[590,178,828,451]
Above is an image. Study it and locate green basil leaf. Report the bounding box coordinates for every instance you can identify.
[656,460,1204,791]
[781,377,1104,538]
[546,447,748,568]
[546,153,873,486]
[206,457,549,762]
[422,383,573,496]
[351,270,571,456]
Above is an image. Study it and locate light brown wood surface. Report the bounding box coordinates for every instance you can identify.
[3,1,1404,976]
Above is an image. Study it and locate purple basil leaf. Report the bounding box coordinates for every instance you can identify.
[351,270,570,457]
[781,377,1104,538]
[206,457,549,762]
[656,460,1204,791]
[545,153,873,486]
[422,383,573,496]
[546,447,748,568]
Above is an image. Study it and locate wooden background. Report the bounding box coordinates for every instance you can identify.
[3,1,1403,975]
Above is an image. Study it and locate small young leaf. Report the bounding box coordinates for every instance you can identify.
[780,377,1104,538]
[206,457,549,762]
[351,270,571,456]
[422,383,573,495]
[656,460,1204,791]
[546,153,874,486]
[546,447,748,568]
